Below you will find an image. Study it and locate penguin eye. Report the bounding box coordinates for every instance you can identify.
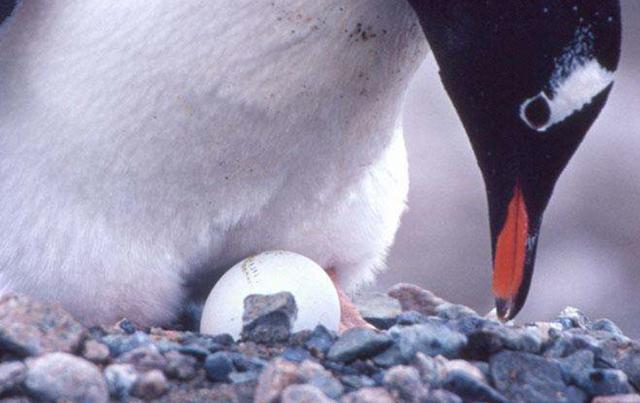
[521,94,551,129]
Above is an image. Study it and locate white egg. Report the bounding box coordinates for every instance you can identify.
[200,251,341,339]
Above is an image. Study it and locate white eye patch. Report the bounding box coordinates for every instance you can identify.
[520,27,615,132]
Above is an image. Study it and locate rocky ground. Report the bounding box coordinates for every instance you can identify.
[0,285,639,402]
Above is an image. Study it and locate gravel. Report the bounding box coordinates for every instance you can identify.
[0,286,637,402]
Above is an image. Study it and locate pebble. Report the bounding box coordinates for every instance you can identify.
[82,339,110,364]
[388,283,446,316]
[305,325,336,358]
[557,306,592,330]
[353,292,402,329]
[164,350,198,380]
[425,389,463,403]
[104,363,138,400]
[0,361,26,394]
[327,328,393,362]
[383,365,429,403]
[205,351,235,383]
[575,369,634,396]
[241,292,298,344]
[102,331,152,356]
[340,387,396,403]
[442,368,507,403]
[130,369,168,400]
[25,352,108,403]
[490,351,576,402]
[0,294,85,357]
[281,384,334,403]
[254,358,301,403]
[593,395,640,403]
[298,360,344,399]
[116,345,167,372]
[390,322,467,360]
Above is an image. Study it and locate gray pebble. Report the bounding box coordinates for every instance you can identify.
[131,369,168,400]
[557,349,595,384]
[442,369,507,403]
[104,363,138,400]
[575,369,634,397]
[102,331,152,356]
[592,395,640,403]
[0,294,85,357]
[281,384,334,403]
[425,389,463,403]
[383,365,429,403]
[305,325,336,357]
[205,351,235,382]
[25,352,108,403]
[0,361,26,395]
[116,345,167,372]
[298,360,344,399]
[164,350,198,380]
[435,303,479,320]
[82,339,110,364]
[340,387,396,403]
[490,351,576,403]
[327,328,392,362]
[591,319,625,337]
[352,292,402,329]
[390,322,467,360]
[242,292,298,344]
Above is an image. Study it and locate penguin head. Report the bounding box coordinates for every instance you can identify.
[409,1,622,319]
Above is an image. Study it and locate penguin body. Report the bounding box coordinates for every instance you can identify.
[0,1,426,324]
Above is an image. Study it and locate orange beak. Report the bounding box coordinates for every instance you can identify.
[492,184,533,320]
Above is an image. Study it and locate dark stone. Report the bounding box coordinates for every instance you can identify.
[115,318,137,334]
[25,352,108,403]
[0,294,85,357]
[305,325,335,358]
[373,344,405,368]
[282,347,311,362]
[230,353,268,372]
[465,329,504,360]
[241,292,298,344]
[575,369,634,397]
[327,328,393,362]
[490,351,575,402]
[205,351,235,382]
[442,369,507,403]
[390,323,467,360]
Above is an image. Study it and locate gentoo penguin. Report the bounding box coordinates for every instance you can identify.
[0,1,621,327]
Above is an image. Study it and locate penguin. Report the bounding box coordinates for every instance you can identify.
[0,1,621,327]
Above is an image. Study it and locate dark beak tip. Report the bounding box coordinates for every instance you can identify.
[495,298,522,322]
